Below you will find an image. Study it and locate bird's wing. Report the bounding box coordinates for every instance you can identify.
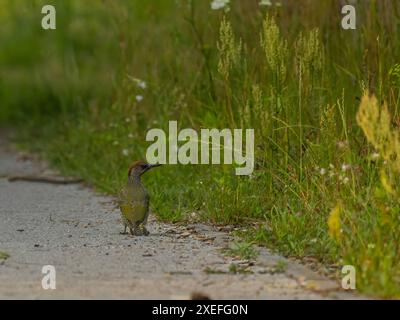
[120,200,147,223]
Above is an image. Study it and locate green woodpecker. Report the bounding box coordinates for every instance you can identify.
[118,160,161,236]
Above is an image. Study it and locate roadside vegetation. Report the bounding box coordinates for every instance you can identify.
[1,0,400,298]
[0,252,10,260]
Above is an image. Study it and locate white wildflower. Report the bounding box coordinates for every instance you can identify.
[122,149,129,156]
[128,133,134,139]
[319,168,327,176]
[211,0,230,11]
[127,75,147,89]
[135,95,143,102]
[337,141,348,149]
[371,152,380,160]
[259,0,272,5]
[342,177,350,184]
[137,80,147,89]
[341,164,351,172]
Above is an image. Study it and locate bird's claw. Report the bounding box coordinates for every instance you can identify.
[128,226,150,236]
[142,227,150,236]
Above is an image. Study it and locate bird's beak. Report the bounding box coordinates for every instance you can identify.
[147,163,162,169]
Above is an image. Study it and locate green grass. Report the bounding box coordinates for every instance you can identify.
[224,241,259,260]
[0,252,10,260]
[1,0,400,298]
[274,260,288,274]
[228,263,253,274]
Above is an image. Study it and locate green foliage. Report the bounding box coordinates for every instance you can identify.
[0,252,10,260]
[224,241,259,260]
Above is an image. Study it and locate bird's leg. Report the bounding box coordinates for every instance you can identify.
[120,225,128,235]
[141,213,150,236]
[130,222,143,236]
[141,224,150,236]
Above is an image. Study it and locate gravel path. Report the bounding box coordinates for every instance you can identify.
[0,134,355,299]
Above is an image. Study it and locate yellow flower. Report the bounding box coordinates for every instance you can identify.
[380,169,395,196]
[328,204,342,241]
